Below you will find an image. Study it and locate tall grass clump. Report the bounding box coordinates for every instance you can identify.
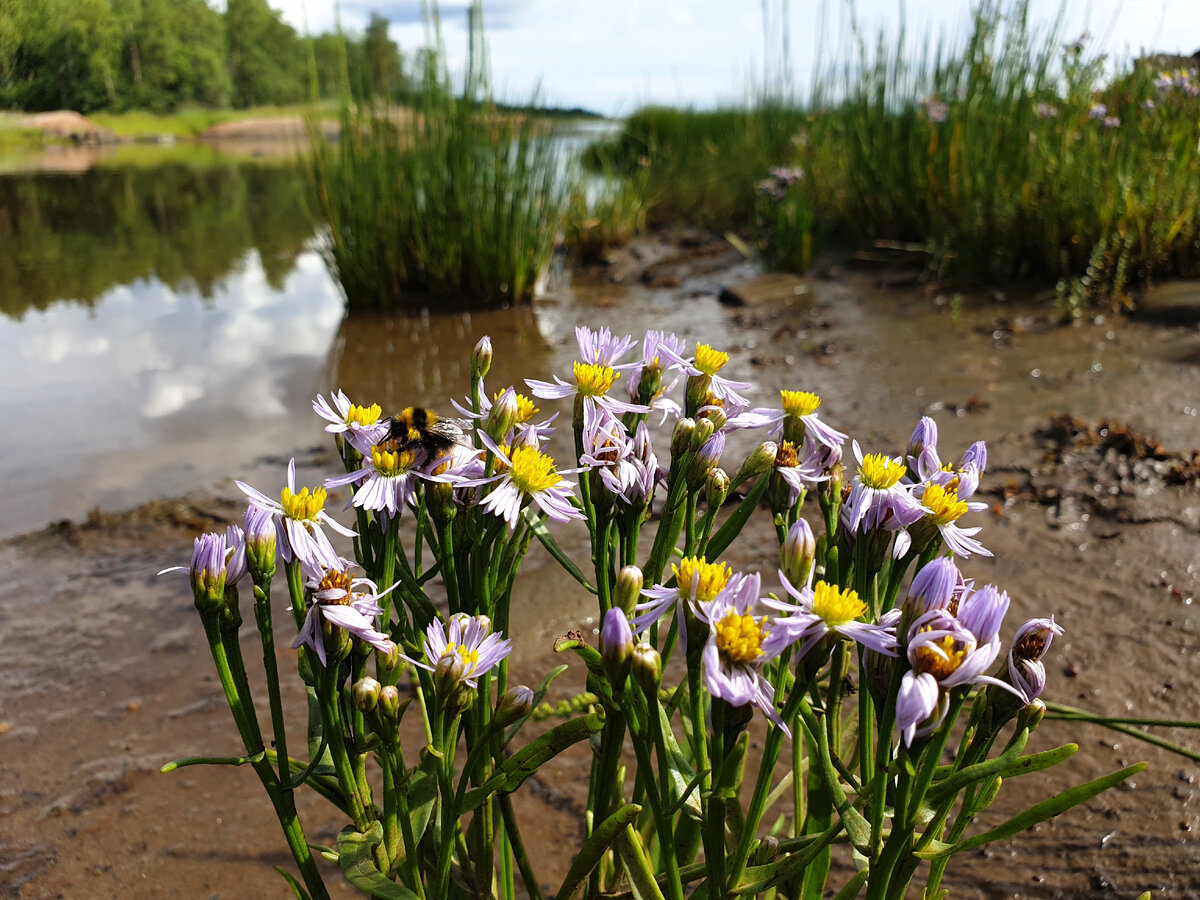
[308,3,571,309]
[562,149,649,264]
[584,102,809,231]
[796,0,1200,310]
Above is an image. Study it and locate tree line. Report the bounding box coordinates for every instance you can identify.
[0,0,408,113]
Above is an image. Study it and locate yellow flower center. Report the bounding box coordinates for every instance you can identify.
[346,403,382,427]
[443,643,481,673]
[913,633,968,680]
[371,440,420,477]
[715,610,768,664]
[781,390,821,417]
[859,453,907,489]
[923,483,968,525]
[811,581,867,627]
[694,344,729,376]
[317,570,353,605]
[673,557,732,604]
[509,445,561,493]
[573,362,618,397]
[281,485,327,520]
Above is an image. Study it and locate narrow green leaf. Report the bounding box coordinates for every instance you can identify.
[273,867,311,900]
[462,711,606,811]
[914,762,1147,860]
[926,742,1076,806]
[335,822,422,899]
[617,824,668,900]
[657,700,704,820]
[525,507,597,593]
[555,804,643,900]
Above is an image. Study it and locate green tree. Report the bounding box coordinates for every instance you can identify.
[363,13,404,99]
[226,0,305,108]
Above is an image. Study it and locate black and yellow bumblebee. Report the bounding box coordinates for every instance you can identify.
[385,407,472,462]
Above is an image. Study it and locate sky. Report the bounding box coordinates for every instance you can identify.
[269,1,1200,115]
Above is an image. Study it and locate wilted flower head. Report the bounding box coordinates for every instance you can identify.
[1007,616,1064,702]
[293,563,394,667]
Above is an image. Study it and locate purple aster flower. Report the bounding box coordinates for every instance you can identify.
[580,406,640,498]
[576,325,638,368]
[907,417,938,470]
[237,459,355,571]
[527,362,651,434]
[765,575,898,662]
[956,584,1009,645]
[462,434,585,529]
[902,557,960,622]
[658,342,752,414]
[325,439,449,518]
[755,389,847,453]
[293,564,395,667]
[1088,102,1108,120]
[843,442,928,536]
[919,97,949,123]
[632,555,732,650]
[160,527,247,603]
[695,572,791,734]
[1036,102,1059,119]
[403,613,513,690]
[313,390,390,451]
[897,481,991,558]
[626,330,686,422]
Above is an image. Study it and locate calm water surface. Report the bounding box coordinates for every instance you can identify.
[0,130,652,539]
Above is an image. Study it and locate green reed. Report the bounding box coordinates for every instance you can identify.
[307,3,569,309]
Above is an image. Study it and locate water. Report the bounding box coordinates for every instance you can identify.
[0,127,620,539]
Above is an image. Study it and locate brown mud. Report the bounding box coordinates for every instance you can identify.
[3,238,1200,898]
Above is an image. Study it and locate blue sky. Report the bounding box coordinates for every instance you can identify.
[271,1,1200,115]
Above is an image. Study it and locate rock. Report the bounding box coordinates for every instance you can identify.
[18,111,115,144]
[718,272,812,309]
[1132,280,1200,325]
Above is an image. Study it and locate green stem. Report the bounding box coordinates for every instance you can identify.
[252,580,291,786]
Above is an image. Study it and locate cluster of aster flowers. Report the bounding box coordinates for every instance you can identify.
[168,324,1093,900]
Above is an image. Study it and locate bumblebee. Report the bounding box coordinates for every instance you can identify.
[385,407,471,461]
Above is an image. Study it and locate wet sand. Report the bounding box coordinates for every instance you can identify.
[3,243,1200,898]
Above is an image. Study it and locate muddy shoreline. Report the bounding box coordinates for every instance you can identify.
[3,242,1200,898]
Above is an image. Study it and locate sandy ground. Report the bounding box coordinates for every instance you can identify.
[3,241,1200,898]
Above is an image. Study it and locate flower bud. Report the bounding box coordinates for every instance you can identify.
[701,405,728,432]
[600,608,634,689]
[705,467,730,509]
[631,642,662,695]
[614,565,644,618]
[321,614,353,666]
[690,416,716,450]
[737,441,778,483]
[670,417,696,457]
[495,685,535,728]
[472,335,493,379]
[780,519,816,588]
[243,505,277,584]
[1016,697,1046,732]
[901,557,959,626]
[378,684,401,719]
[751,835,781,865]
[907,416,938,465]
[184,531,230,611]
[434,652,467,696]
[376,641,405,684]
[486,388,520,443]
[353,677,382,713]
[685,373,713,418]
[687,431,724,488]
[448,682,476,716]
